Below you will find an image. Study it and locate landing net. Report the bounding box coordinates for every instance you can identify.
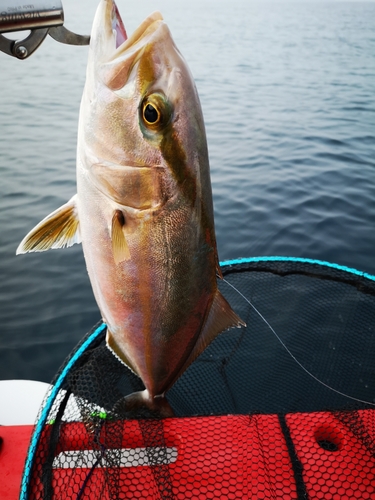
[20,257,375,499]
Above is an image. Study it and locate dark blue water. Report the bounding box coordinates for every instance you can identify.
[0,0,374,382]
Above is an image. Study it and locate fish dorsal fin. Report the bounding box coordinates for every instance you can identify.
[16,195,80,254]
[216,260,223,279]
[174,290,246,382]
[111,210,131,264]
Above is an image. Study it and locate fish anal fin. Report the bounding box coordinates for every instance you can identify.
[16,195,80,254]
[106,328,138,375]
[112,210,131,264]
[176,290,246,380]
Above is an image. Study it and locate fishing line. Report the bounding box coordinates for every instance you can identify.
[223,277,375,407]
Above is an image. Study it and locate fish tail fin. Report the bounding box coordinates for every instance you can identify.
[113,390,175,419]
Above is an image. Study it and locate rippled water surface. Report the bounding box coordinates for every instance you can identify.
[0,0,374,381]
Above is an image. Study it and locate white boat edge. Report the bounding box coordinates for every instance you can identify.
[0,379,51,426]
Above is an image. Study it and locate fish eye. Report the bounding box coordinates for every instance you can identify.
[140,93,172,133]
[143,103,160,124]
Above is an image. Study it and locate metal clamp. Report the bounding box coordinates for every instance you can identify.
[0,0,89,59]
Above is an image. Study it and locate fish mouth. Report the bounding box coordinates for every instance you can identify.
[111,0,127,49]
[104,0,163,58]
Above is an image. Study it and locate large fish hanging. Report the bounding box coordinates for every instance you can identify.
[17,0,245,414]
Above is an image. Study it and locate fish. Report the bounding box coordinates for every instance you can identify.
[16,0,245,415]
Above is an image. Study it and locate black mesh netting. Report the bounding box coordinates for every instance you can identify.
[21,259,375,499]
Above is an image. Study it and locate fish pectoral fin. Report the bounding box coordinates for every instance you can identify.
[16,195,81,254]
[111,210,131,264]
[176,290,246,379]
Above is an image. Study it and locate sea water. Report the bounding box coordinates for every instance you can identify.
[0,0,374,381]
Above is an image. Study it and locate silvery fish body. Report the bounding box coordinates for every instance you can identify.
[17,0,244,408]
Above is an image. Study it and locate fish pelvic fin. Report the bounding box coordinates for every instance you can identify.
[16,195,81,254]
[175,290,246,381]
[111,210,131,264]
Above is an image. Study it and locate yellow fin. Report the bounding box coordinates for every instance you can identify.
[172,290,246,385]
[16,195,80,254]
[111,210,131,264]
